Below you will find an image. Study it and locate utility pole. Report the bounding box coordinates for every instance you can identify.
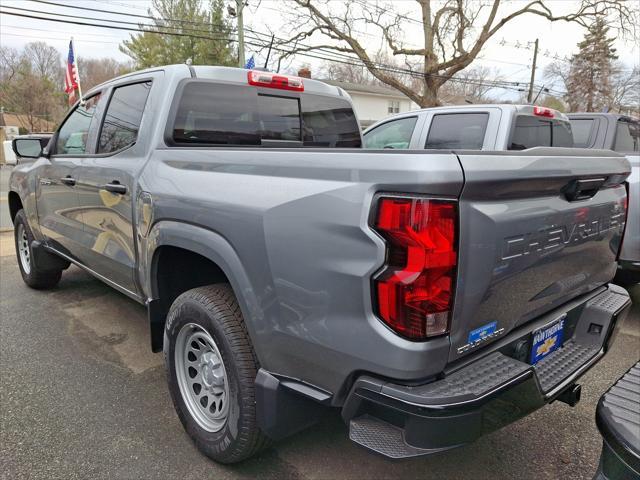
[527,38,539,103]
[237,0,246,67]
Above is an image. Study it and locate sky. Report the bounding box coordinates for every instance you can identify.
[1,0,638,101]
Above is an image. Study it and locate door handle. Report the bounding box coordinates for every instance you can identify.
[101,182,127,195]
[563,177,606,201]
[59,176,76,186]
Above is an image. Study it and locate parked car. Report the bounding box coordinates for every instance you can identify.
[593,361,640,480]
[9,66,632,464]
[568,113,639,280]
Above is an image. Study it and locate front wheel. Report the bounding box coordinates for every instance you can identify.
[13,209,62,289]
[164,284,270,463]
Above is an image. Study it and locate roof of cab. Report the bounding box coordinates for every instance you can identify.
[407,104,567,120]
[87,64,348,99]
[568,112,639,122]
[192,66,346,97]
[366,103,568,127]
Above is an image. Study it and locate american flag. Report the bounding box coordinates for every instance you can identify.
[244,55,255,69]
[65,40,79,105]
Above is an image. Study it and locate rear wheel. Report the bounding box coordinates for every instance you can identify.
[164,284,270,463]
[13,209,62,289]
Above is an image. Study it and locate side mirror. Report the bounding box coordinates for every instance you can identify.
[12,138,44,159]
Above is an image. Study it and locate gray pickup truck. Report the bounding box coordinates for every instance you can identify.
[568,113,639,279]
[9,65,632,464]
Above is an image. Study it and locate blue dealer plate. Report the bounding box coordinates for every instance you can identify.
[468,321,497,343]
[530,315,566,365]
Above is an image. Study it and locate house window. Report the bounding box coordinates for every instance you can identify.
[388,100,400,114]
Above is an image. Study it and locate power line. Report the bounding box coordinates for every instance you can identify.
[1,23,127,39]
[19,0,536,86]
[8,2,362,67]
[0,8,543,94]
[0,8,241,43]
[9,3,233,36]
[30,0,230,30]
[0,31,119,45]
[26,0,382,66]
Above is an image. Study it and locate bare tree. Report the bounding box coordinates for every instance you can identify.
[81,58,133,91]
[0,46,22,83]
[545,58,638,113]
[439,65,503,104]
[280,0,638,107]
[0,43,66,130]
[611,66,639,114]
[22,41,62,84]
[319,61,376,84]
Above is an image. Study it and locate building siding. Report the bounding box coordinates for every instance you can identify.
[348,92,416,128]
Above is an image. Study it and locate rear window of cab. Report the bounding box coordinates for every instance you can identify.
[169,81,361,148]
[509,115,573,150]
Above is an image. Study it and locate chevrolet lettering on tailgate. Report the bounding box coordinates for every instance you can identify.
[502,205,625,261]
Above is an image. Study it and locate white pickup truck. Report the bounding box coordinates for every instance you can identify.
[363,104,573,151]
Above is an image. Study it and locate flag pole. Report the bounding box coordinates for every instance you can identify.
[71,36,84,105]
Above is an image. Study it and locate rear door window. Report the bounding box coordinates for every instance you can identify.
[171,81,361,147]
[509,116,573,150]
[98,81,152,153]
[173,83,260,145]
[569,119,595,148]
[614,120,639,152]
[425,113,488,149]
[363,117,417,149]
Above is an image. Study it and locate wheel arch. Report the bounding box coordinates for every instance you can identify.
[145,221,264,357]
[8,190,24,224]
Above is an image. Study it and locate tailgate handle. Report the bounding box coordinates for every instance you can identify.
[563,177,606,201]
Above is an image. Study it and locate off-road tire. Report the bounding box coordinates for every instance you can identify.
[164,284,270,463]
[13,209,62,289]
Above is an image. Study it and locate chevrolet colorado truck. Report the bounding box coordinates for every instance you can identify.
[9,66,632,463]
[568,113,639,279]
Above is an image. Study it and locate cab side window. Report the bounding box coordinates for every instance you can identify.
[614,120,639,152]
[363,117,417,149]
[426,113,489,150]
[98,81,152,154]
[55,94,102,155]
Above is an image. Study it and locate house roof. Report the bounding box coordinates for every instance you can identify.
[319,79,408,98]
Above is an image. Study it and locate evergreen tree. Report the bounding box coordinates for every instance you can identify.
[565,19,618,112]
[120,0,235,69]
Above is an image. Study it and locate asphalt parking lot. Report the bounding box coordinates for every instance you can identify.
[0,230,638,480]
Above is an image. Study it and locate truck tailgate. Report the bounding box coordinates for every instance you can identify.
[450,148,630,362]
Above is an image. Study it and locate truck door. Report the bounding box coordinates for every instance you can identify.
[37,93,103,259]
[74,80,153,295]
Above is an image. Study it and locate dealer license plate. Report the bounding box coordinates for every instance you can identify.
[530,315,566,365]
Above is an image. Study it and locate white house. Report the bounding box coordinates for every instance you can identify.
[296,69,418,128]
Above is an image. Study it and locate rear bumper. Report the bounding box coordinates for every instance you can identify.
[342,285,632,459]
[594,361,640,480]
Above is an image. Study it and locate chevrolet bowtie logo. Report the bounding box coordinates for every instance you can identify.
[536,337,557,357]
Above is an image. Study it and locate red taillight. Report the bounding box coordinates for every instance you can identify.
[247,70,304,91]
[533,106,554,118]
[372,196,458,340]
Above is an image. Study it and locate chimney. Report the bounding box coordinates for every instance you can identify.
[297,67,311,79]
